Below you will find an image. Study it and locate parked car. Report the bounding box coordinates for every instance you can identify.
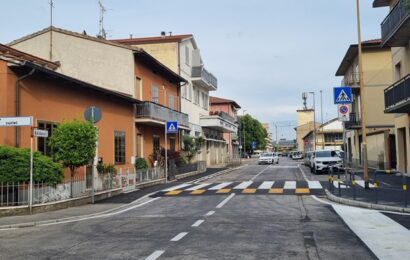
[291,151,303,160]
[303,151,313,166]
[310,150,343,174]
[258,152,279,165]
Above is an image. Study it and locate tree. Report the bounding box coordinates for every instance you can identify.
[182,136,205,163]
[238,114,268,153]
[49,119,97,197]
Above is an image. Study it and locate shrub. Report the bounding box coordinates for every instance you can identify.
[0,146,63,185]
[97,163,117,175]
[135,158,148,170]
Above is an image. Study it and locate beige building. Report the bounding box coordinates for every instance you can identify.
[295,109,320,151]
[303,118,344,152]
[335,39,395,169]
[374,0,410,173]
[262,123,273,151]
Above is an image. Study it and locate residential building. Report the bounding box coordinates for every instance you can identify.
[262,123,274,152]
[295,109,320,151]
[374,0,410,173]
[112,34,234,166]
[0,44,137,184]
[273,139,297,153]
[209,96,241,159]
[303,118,344,152]
[335,39,395,169]
[9,27,188,166]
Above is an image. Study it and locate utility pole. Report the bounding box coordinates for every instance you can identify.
[356,0,369,189]
[320,90,323,125]
[49,0,54,61]
[273,122,278,152]
[309,92,316,151]
[242,110,247,156]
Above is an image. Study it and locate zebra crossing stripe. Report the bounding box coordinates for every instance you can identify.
[307,181,322,189]
[269,188,284,194]
[185,183,213,191]
[258,181,275,189]
[165,190,183,196]
[295,188,310,194]
[216,189,231,194]
[209,182,232,190]
[242,188,257,194]
[284,181,296,189]
[162,183,192,192]
[233,181,253,190]
[190,189,206,195]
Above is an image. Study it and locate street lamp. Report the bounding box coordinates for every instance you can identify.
[242,110,247,157]
[307,92,316,151]
[273,122,278,152]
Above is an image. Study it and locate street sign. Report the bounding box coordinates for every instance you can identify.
[0,116,32,127]
[166,121,178,134]
[334,86,352,104]
[251,141,257,149]
[33,128,49,137]
[84,106,102,124]
[338,104,350,121]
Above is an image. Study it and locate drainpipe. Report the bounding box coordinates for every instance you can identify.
[15,68,36,147]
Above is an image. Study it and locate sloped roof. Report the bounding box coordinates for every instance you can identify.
[0,44,59,70]
[373,0,390,7]
[112,34,194,45]
[209,96,241,109]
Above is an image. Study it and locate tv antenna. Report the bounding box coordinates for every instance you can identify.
[49,0,55,61]
[98,0,107,39]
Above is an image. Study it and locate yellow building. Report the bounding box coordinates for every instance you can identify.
[374,0,410,173]
[295,109,320,151]
[303,118,344,152]
[335,39,395,169]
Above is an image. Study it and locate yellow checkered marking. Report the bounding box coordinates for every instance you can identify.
[165,190,183,196]
[190,189,206,195]
[269,188,284,194]
[242,188,257,194]
[295,188,310,194]
[216,189,231,194]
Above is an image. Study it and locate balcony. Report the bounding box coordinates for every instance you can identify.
[344,113,361,130]
[381,0,410,47]
[135,101,189,129]
[341,72,360,87]
[200,111,238,133]
[191,66,218,91]
[384,74,410,113]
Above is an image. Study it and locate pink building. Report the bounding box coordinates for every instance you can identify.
[209,96,241,159]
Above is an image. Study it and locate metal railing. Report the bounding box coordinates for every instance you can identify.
[344,112,361,129]
[209,111,237,124]
[191,66,218,89]
[341,72,360,86]
[384,73,410,111]
[381,0,410,43]
[135,101,189,127]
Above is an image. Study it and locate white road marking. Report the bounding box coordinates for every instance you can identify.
[333,181,349,188]
[162,183,192,192]
[208,182,232,190]
[307,181,322,189]
[205,210,215,216]
[170,232,188,242]
[185,183,213,191]
[271,166,299,168]
[298,164,311,181]
[258,181,275,189]
[284,181,296,189]
[192,219,205,227]
[250,166,270,181]
[233,181,253,190]
[356,180,375,188]
[145,250,165,260]
[333,204,410,259]
[216,193,235,208]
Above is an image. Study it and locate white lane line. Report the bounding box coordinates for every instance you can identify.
[271,166,299,168]
[356,180,375,188]
[307,181,323,189]
[250,166,270,181]
[216,193,235,209]
[192,220,205,227]
[208,182,232,190]
[185,183,213,191]
[333,204,410,259]
[233,181,253,190]
[161,183,192,192]
[145,250,165,260]
[284,181,296,189]
[258,181,275,189]
[205,210,215,216]
[170,232,188,242]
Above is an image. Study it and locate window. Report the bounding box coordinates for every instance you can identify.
[135,77,142,100]
[188,84,192,101]
[170,138,176,152]
[136,134,142,157]
[151,85,159,103]
[168,94,175,110]
[37,121,57,156]
[153,135,160,152]
[182,84,186,98]
[185,46,190,65]
[395,62,402,81]
[324,133,343,143]
[114,131,126,164]
[194,88,200,105]
[202,92,208,109]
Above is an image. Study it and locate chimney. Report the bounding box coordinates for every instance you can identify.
[161,31,166,37]
[130,34,133,39]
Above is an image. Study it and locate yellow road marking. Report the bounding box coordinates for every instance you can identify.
[190,189,206,195]
[269,188,283,194]
[216,189,231,194]
[165,190,183,196]
[295,188,310,194]
[242,188,257,194]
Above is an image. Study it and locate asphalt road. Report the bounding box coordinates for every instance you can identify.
[0,157,383,259]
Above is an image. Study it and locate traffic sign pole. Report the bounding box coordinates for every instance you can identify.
[164,123,168,183]
[29,127,34,214]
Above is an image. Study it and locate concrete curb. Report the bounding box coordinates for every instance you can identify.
[324,189,410,213]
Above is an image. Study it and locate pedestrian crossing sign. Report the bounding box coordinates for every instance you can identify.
[166,121,178,134]
[334,86,352,104]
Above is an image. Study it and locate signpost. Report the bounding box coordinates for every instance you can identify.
[165,121,178,183]
[338,104,350,122]
[33,129,49,138]
[251,141,257,150]
[84,106,101,204]
[333,86,352,104]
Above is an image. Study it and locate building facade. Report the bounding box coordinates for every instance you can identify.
[303,118,344,152]
[262,123,273,152]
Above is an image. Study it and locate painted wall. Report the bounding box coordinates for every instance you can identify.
[134,42,179,74]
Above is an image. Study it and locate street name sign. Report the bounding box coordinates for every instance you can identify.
[33,129,49,138]
[338,104,350,122]
[0,116,32,127]
[333,86,352,104]
[166,121,178,134]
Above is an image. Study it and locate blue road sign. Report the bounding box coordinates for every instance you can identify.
[251,141,257,149]
[334,86,352,104]
[166,121,178,134]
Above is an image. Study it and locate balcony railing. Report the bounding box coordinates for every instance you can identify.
[384,73,410,113]
[381,0,410,46]
[341,72,360,86]
[135,101,189,127]
[209,111,237,124]
[344,112,361,129]
[191,66,218,90]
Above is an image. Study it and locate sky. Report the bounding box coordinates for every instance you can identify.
[0,0,389,140]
